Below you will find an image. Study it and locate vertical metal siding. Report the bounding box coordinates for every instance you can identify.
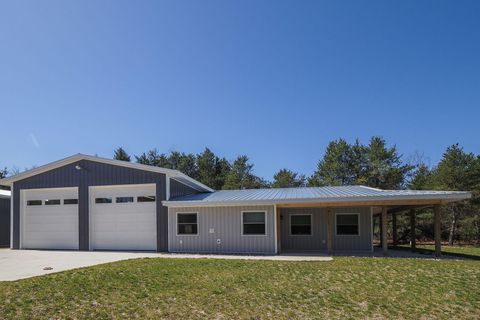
[170,179,200,199]
[280,208,327,251]
[0,198,10,247]
[332,207,372,251]
[12,160,167,251]
[168,205,275,254]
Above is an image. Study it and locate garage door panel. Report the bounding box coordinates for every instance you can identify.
[91,184,157,251]
[22,188,79,250]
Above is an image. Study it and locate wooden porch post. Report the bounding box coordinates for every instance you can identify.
[381,206,388,256]
[434,205,441,257]
[410,209,416,251]
[327,207,333,255]
[392,213,398,247]
[276,206,281,254]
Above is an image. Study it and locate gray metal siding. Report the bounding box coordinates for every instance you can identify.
[170,179,200,199]
[332,207,372,252]
[280,208,327,251]
[168,206,275,254]
[12,160,167,251]
[0,198,10,247]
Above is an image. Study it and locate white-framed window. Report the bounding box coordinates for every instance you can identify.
[116,196,134,203]
[26,200,42,206]
[64,199,78,205]
[335,213,360,236]
[242,211,266,235]
[95,197,112,204]
[177,213,198,235]
[45,199,61,205]
[138,196,156,202]
[290,214,312,235]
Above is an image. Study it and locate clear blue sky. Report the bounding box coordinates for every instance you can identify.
[1,1,479,180]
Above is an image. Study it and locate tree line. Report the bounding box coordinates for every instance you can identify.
[113,136,480,244]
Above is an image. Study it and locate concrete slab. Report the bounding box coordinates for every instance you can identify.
[0,249,332,281]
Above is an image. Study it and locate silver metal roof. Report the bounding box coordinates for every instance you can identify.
[163,185,471,207]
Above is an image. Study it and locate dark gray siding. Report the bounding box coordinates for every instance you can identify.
[280,207,327,251]
[12,160,167,251]
[170,179,200,199]
[0,198,10,247]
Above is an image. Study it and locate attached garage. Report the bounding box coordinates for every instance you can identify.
[90,184,157,251]
[21,187,79,250]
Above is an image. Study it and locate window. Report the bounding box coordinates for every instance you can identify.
[177,213,198,235]
[290,215,312,235]
[336,214,359,235]
[64,199,78,205]
[116,196,134,203]
[138,196,156,202]
[27,200,42,206]
[95,197,112,204]
[242,211,266,235]
[45,199,61,205]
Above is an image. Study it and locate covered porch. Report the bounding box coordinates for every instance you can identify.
[275,199,447,257]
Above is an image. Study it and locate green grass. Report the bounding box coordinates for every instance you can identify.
[398,244,480,258]
[0,257,479,319]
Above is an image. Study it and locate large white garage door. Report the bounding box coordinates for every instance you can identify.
[21,187,79,250]
[90,184,157,251]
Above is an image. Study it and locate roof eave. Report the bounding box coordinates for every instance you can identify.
[0,153,214,193]
[162,192,471,208]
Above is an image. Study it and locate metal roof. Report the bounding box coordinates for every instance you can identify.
[0,154,213,193]
[163,185,471,207]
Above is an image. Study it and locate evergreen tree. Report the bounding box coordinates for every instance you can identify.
[223,155,267,190]
[135,149,168,167]
[272,169,306,188]
[362,136,414,189]
[113,147,131,162]
[429,144,480,244]
[196,148,231,190]
[168,151,198,178]
[308,139,352,186]
[0,167,7,179]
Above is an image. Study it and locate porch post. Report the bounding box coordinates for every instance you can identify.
[410,209,416,251]
[327,207,333,255]
[392,213,398,247]
[276,206,281,254]
[434,205,442,257]
[381,206,388,256]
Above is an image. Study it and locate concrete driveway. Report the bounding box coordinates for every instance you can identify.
[0,249,332,281]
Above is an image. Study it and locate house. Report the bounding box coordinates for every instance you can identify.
[0,154,471,256]
[0,189,11,247]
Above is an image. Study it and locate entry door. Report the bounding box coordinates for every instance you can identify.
[21,187,79,250]
[90,184,157,251]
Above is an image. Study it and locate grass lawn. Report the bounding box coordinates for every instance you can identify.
[398,244,480,258]
[0,257,479,319]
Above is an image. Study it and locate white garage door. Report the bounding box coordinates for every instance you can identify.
[21,187,79,250]
[90,184,157,251]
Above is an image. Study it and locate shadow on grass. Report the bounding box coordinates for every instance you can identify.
[388,245,480,261]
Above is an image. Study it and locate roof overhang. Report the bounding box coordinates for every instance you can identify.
[162,192,471,208]
[0,154,214,193]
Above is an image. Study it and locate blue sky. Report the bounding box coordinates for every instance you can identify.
[0,1,479,180]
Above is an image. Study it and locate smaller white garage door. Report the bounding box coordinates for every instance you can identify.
[90,184,157,251]
[21,187,79,250]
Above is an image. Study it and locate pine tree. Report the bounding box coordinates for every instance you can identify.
[113,147,131,162]
[272,169,306,188]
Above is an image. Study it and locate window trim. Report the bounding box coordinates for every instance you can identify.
[95,197,113,204]
[289,214,313,236]
[176,212,199,236]
[115,196,135,204]
[241,210,267,236]
[335,213,360,236]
